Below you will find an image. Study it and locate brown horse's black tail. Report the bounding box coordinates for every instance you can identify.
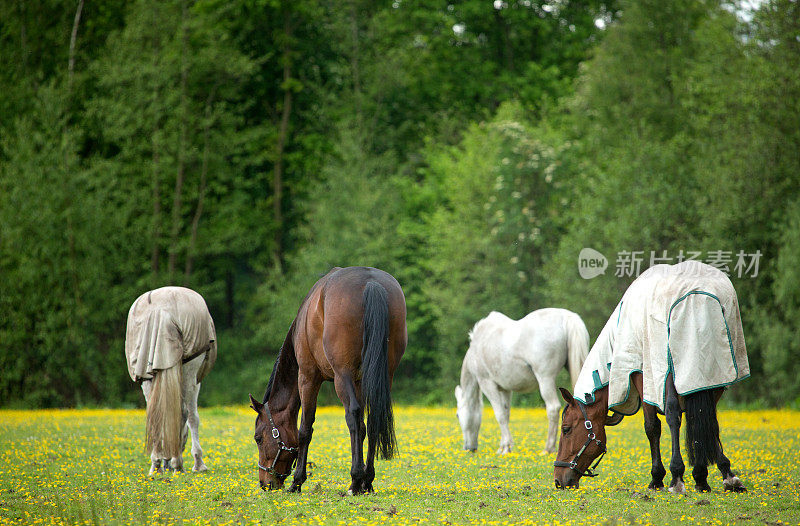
[361,280,396,460]
[685,389,721,467]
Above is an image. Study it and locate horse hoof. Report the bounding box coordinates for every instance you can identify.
[647,482,665,491]
[696,483,712,493]
[288,484,301,493]
[724,477,746,493]
[668,481,686,495]
[192,463,208,473]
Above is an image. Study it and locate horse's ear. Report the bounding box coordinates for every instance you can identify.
[455,385,462,402]
[606,412,624,426]
[249,394,263,413]
[558,387,575,405]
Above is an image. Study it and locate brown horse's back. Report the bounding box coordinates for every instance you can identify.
[297,267,406,378]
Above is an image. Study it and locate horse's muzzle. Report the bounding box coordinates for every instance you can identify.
[260,478,284,491]
[554,476,579,489]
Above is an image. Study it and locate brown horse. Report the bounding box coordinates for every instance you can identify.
[554,262,748,493]
[554,375,746,493]
[249,266,406,494]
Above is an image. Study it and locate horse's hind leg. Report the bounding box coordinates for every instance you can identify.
[717,446,746,492]
[665,374,686,495]
[537,375,561,454]
[141,380,163,476]
[480,380,513,455]
[643,404,666,490]
[187,381,207,472]
[335,372,367,495]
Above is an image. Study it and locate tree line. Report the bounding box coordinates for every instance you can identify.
[1,0,798,408]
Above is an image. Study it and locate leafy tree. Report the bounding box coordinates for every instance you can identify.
[416,102,569,395]
[541,0,736,336]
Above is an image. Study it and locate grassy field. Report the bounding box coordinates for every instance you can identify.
[0,405,797,525]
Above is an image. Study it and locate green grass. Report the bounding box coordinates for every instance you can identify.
[0,406,797,525]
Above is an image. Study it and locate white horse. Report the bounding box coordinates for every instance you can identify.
[125,287,217,475]
[455,308,589,454]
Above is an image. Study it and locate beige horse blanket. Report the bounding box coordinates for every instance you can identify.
[125,287,217,383]
[574,261,749,414]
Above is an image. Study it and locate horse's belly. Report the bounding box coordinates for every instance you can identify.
[495,366,538,392]
[499,378,537,392]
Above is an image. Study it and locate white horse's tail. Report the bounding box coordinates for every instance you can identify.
[565,314,590,389]
[146,363,183,459]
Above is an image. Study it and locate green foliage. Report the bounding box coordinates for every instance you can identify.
[416,102,570,392]
[1,0,798,407]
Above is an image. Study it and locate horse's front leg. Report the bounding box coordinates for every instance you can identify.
[480,380,513,455]
[664,373,686,494]
[334,373,367,495]
[643,403,666,489]
[288,374,322,493]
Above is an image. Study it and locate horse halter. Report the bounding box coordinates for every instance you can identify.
[258,399,298,482]
[554,400,606,478]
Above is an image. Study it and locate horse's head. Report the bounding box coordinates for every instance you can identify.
[249,394,298,491]
[455,385,480,451]
[554,387,618,489]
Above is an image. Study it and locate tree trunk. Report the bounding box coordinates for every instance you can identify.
[67,0,84,91]
[17,0,29,78]
[273,9,294,270]
[151,129,161,275]
[168,0,190,280]
[150,2,162,277]
[350,0,362,121]
[63,0,85,318]
[185,90,216,282]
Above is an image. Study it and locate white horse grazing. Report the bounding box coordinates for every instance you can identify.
[125,287,217,475]
[455,308,589,454]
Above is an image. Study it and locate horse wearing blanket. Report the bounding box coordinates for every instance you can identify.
[125,286,217,475]
[554,261,749,493]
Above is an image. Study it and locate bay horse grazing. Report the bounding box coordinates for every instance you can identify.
[455,309,589,454]
[125,287,217,475]
[554,261,749,493]
[249,266,406,494]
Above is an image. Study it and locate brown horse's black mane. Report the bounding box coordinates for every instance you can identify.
[263,319,298,404]
[263,269,341,404]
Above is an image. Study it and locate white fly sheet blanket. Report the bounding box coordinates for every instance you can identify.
[125,287,217,383]
[574,261,749,414]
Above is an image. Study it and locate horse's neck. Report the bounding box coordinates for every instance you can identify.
[268,322,301,422]
[459,365,482,409]
[589,385,611,417]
